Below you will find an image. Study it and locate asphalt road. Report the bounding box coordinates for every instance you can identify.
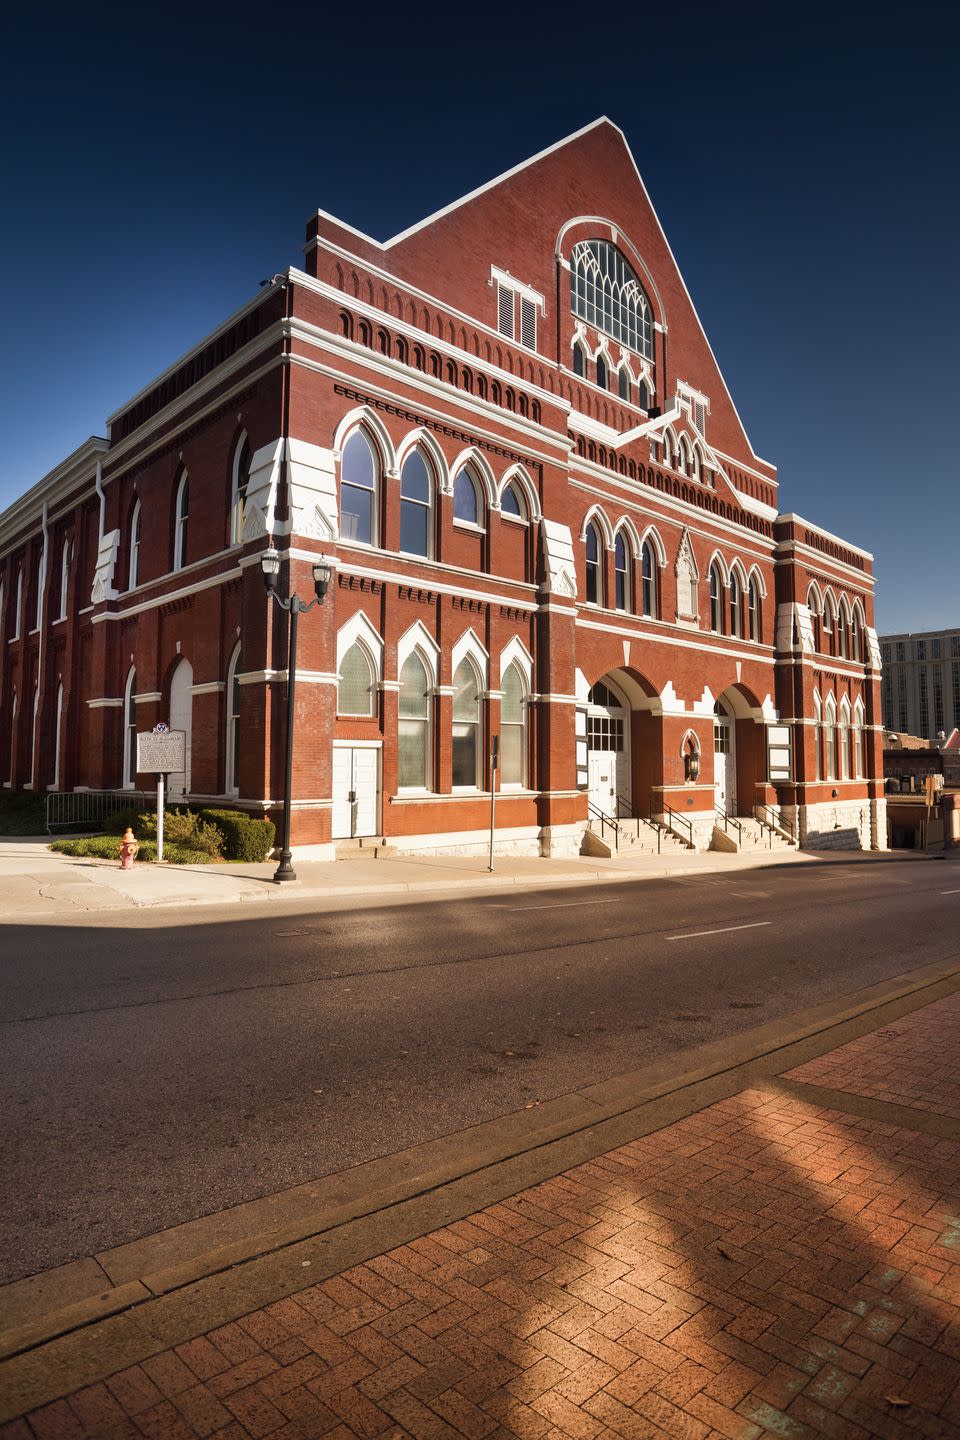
[2,854,958,1285]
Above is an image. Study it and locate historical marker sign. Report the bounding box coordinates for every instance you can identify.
[137,728,186,775]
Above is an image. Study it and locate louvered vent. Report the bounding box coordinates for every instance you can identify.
[497,284,514,339]
[520,296,537,351]
[693,400,707,435]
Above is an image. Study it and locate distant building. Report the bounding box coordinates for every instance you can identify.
[880,628,960,740]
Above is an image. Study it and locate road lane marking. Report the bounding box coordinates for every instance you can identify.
[666,921,772,942]
[498,899,619,911]
[942,889,960,895]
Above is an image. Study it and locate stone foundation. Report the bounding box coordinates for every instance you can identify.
[794,799,886,851]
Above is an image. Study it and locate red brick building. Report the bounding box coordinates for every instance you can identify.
[0,119,886,856]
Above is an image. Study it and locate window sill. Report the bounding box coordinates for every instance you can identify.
[500,513,528,528]
[453,520,485,535]
[397,547,433,562]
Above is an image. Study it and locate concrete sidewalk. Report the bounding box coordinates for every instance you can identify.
[2,958,959,1435]
[0,837,943,922]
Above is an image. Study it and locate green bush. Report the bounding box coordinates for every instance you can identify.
[137,808,224,857]
[199,808,276,862]
[0,792,48,835]
[48,835,216,864]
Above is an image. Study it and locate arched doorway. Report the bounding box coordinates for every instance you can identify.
[586,679,630,818]
[168,658,193,800]
[713,698,736,814]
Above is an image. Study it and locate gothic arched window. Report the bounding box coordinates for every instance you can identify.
[570,240,654,359]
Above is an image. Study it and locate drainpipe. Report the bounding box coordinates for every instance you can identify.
[33,501,49,786]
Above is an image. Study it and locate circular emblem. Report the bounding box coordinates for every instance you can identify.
[153,722,169,733]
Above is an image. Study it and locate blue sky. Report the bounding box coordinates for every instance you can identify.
[1,2,956,632]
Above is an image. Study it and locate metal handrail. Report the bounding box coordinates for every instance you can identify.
[715,806,744,841]
[587,800,621,853]
[756,803,795,845]
[658,804,694,848]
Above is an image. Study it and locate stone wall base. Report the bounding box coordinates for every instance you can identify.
[791,799,886,851]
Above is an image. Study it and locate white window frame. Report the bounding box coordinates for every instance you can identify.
[122,666,138,789]
[173,473,189,572]
[58,538,70,621]
[498,660,528,790]
[231,433,250,547]
[225,643,241,795]
[399,448,435,560]
[129,500,141,590]
[11,568,21,641]
[396,622,438,795]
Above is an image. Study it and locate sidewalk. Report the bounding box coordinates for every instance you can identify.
[2,962,959,1437]
[0,838,944,922]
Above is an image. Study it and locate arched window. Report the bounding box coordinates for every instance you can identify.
[400,450,433,557]
[231,436,250,545]
[677,436,691,478]
[338,641,375,717]
[617,368,629,401]
[614,532,630,611]
[500,663,527,787]
[453,466,481,526]
[173,473,189,571]
[572,342,585,377]
[398,652,430,789]
[824,696,837,779]
[595,354,608,391]
[585,522,602,605]
[500,482,525,520]
[853,701,865,778]
[53,682,63,790]
[637,378,649,411]
[690,445,702,483]
[12,567,22,640]
[748,576,761,641]
[823,592,837,652]
[123,666,137,788]
[129,501,141,590]
[452,659,481,788]
[34,553,43,630]
[225,645,241,794]
[340,430,379,546]
[807,586,822,652]
[570,239,654,359]
[851,607,862,663]
[837,603,849,660]
[7,692,16,783]
[58,538,70,620]
[839,698,851,780]
[709,563,724,633]
[729,569,742,638]
[641,539,657,617]
[813,691,822,781]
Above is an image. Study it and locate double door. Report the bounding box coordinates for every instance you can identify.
[332,744,380,839]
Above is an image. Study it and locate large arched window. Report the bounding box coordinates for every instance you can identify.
[570,240,654,359]
[585,522,603,605]
[824,695,837,780]
[58,538,70,620]
[837,602,849,660]
[338,641,375,716]
[748,576,761,642]
[173,473,189,571]
[398,652,430,790]
[225,645,241,794]
[641,539,657,618]
[129,501,141,590]
[123,666,137,788]
[53,682,63,790]
[807,586,822,651]
[500,663,526,788]
[453,466,481,527]
[813,691,822,782]
[452,659,481,788]
[340,430,379,545]
[500,482,526,520]
[839,697,851,780]
[851,606,863,663]
[853,700,865,778]
[709,563,724,633]
[729,569,742,638]
[231,436,250,545]
[12,567,22,640]
[614,532,630,612]
[400,450,433,557]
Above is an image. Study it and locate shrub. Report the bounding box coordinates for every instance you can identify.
[0,792,48,835]
[199,808,276,862]
[137,808,224,857]
[49,835,215,864]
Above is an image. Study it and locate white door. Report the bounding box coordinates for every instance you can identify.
[713,706,735,814]
[588,749,617,817]
[332,745,380,839]
[168,659,193,799]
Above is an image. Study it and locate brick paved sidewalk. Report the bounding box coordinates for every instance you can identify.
[4,1010,960,1440]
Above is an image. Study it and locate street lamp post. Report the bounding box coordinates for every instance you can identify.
[260,547,331,883]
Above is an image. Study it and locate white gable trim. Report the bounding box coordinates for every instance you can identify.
[451,627,489,687]
[499,635,534,689]
[336,609,384,677]
[397,619,439,683]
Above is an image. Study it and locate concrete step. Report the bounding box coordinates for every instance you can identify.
[334,837,398,860]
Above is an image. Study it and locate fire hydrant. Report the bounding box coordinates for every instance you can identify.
[118,827,139,870]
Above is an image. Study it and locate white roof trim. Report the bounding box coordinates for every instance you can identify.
[777,513,874,561]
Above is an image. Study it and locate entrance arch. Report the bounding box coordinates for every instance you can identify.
[586,678,630,818]
[713,698,736,814]
[168,658,193,799]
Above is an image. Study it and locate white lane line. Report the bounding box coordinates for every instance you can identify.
[666,921,772,942]
[498,899,619,911]
[942,889,960,895]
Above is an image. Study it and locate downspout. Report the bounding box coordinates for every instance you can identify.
[34,501,49,786]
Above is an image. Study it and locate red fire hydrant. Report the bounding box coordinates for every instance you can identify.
[118,827,139,870]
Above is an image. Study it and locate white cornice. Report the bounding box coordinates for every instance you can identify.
[575,615,774,666]
[0,437,108,558]
[774,540,875,589]
[777,513,873,562]
[336,554,538,610]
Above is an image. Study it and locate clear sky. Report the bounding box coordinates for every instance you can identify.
[1,2,956,633]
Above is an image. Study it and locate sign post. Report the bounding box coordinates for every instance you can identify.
[136,724,186,865]
[488,735,499,873]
